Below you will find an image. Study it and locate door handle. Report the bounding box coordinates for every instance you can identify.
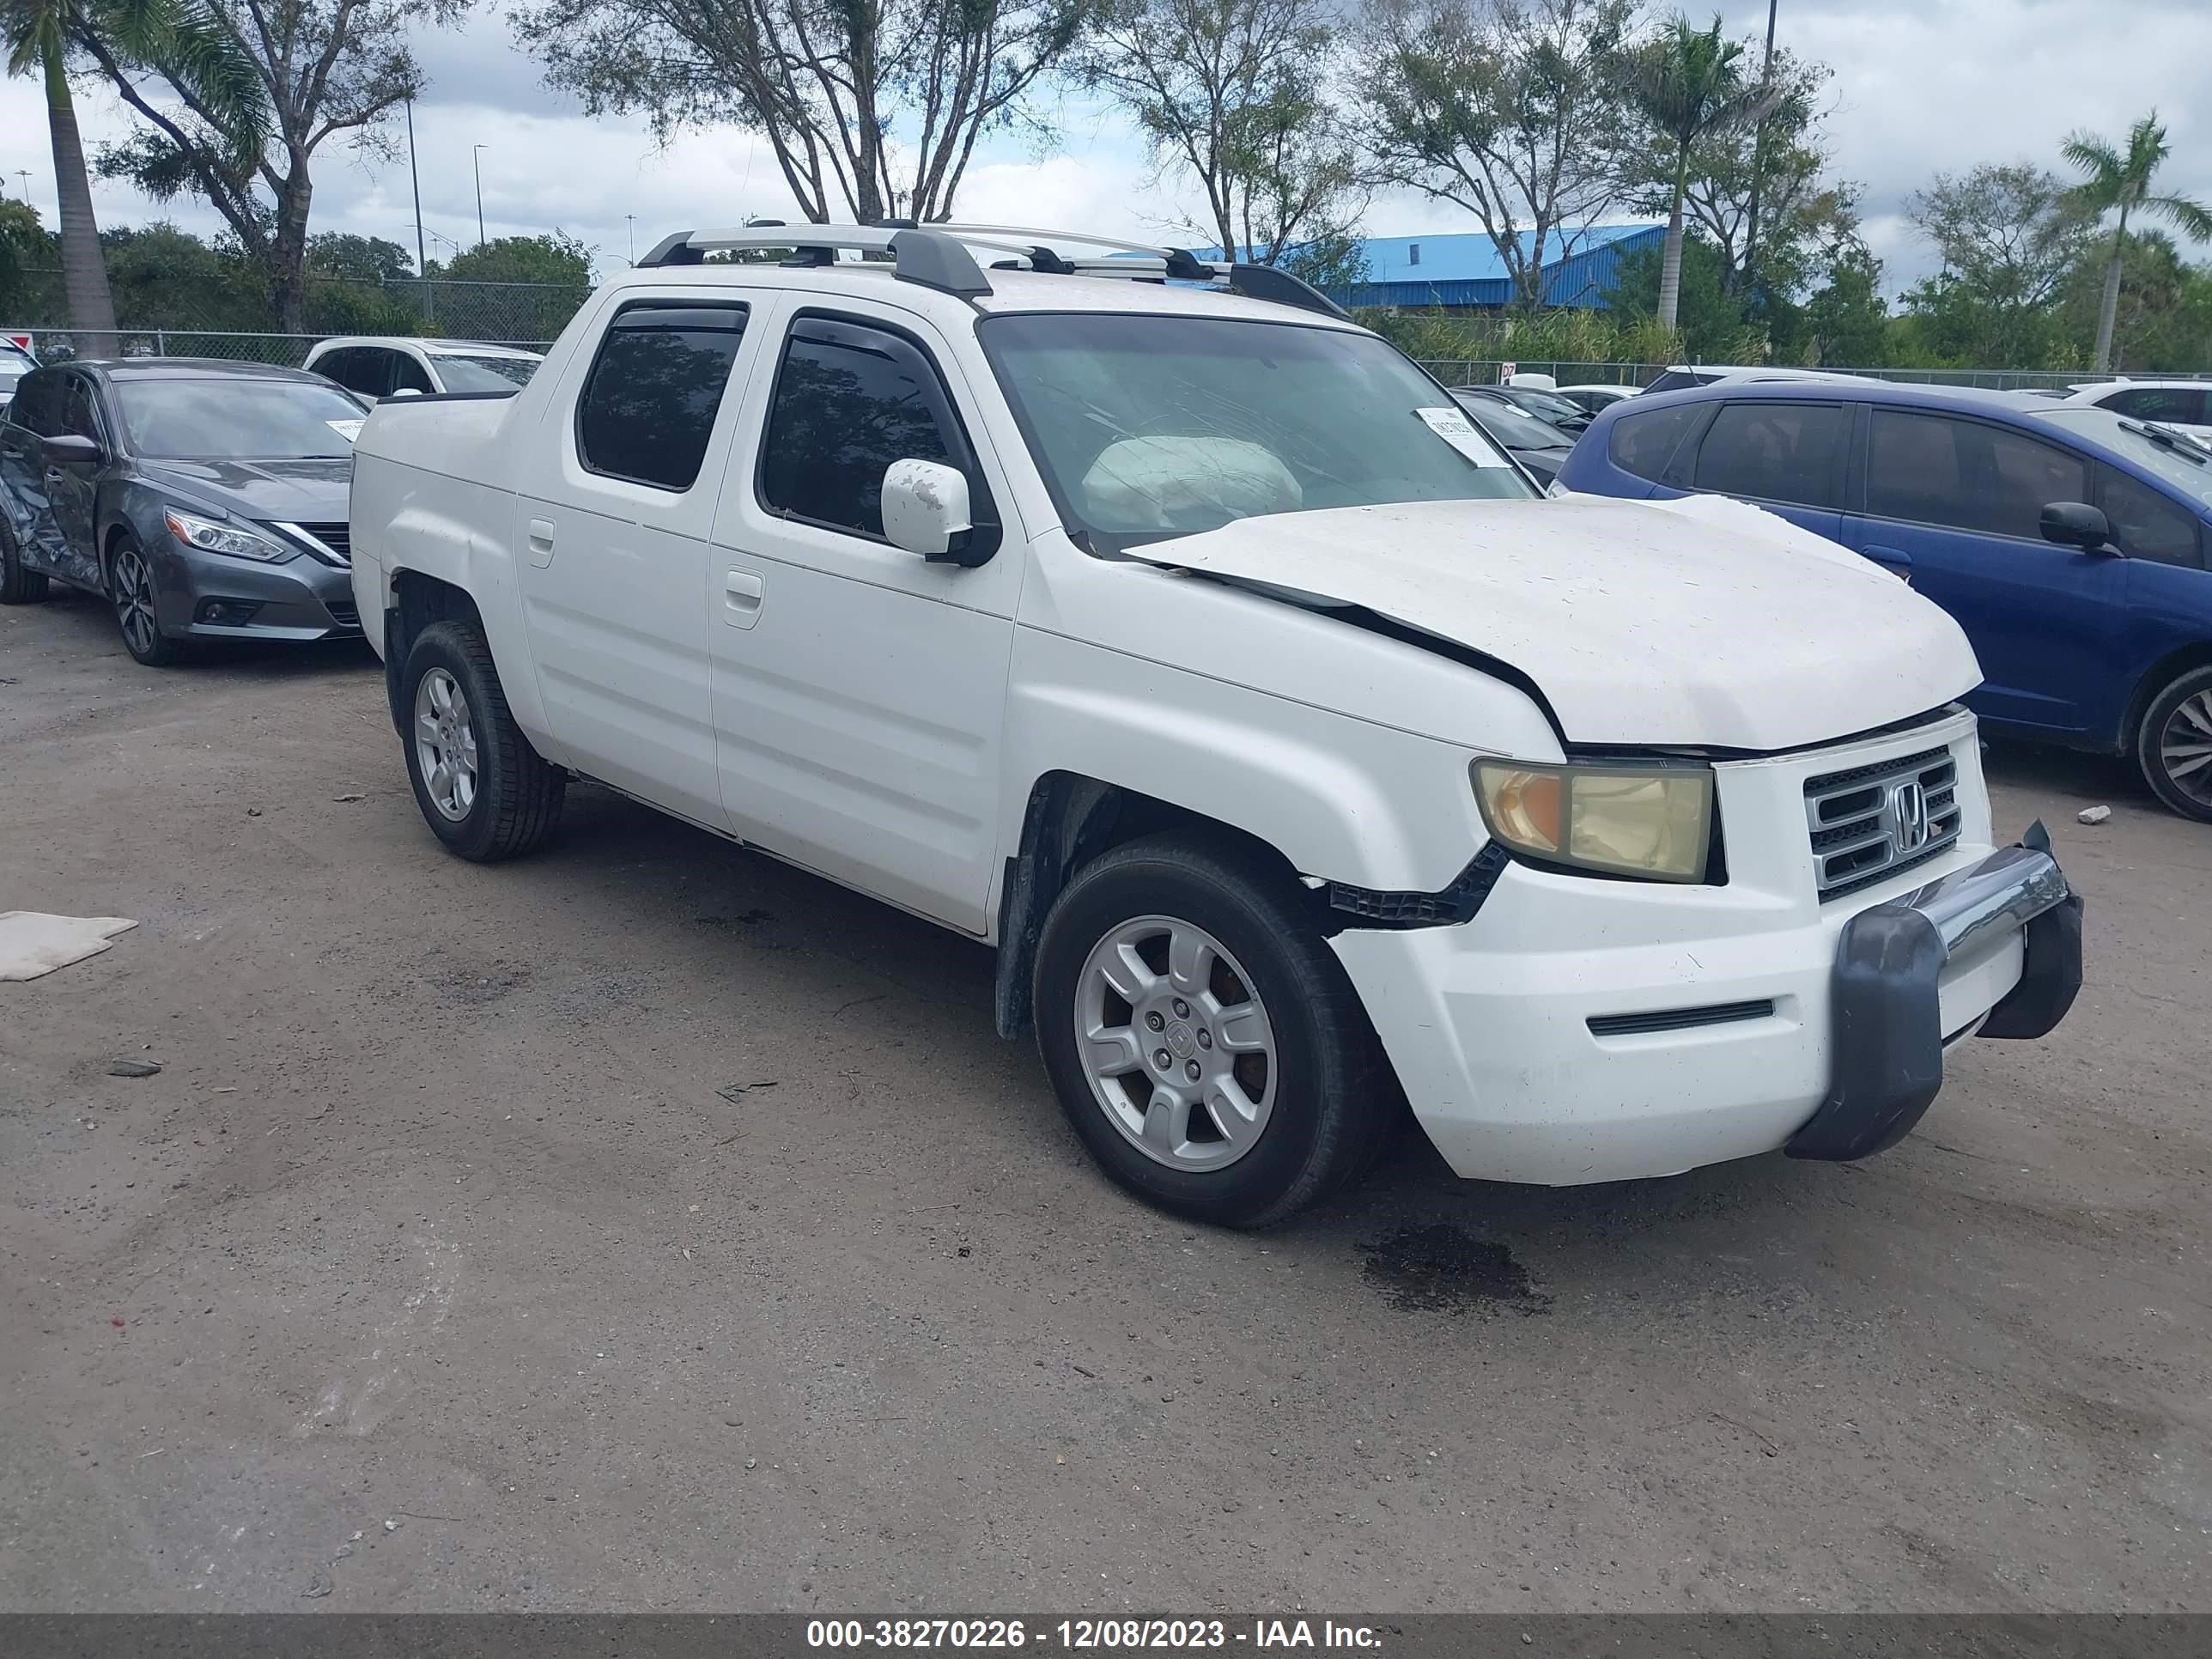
[526,517,556,568]
[1861,544,1914,583]
[723,568,764,629]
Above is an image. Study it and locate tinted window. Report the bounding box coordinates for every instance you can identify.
[59,377,101,441]
[1866,410,2088,539]
[575,301,748,491]
[315,349,381,397]
[1608,402,1704,482]
[392,352,434,393]
[761,319,963,537]
[115,378,364,459]
[2104,387,2206,426]
[9,369,62,435]
[1692,401,1847,507]
[2103,469,2203,567]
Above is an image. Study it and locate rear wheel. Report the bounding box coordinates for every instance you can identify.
[108,534,182,665]
[2137,664,2212,823]
[1033,830,1393,1227]
[0,518,50,604]
[400,619,565,860]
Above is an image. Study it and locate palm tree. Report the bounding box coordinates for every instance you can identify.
[1622,14,1775,333]
[3,0,264,351]
[2063,112,2212,374]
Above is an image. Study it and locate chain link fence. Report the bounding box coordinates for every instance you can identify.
[3,326,556,367]
[1415,359,2212,392]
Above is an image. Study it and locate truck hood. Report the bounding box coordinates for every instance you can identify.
[1122,493,1981,751]
[137,457,352,525]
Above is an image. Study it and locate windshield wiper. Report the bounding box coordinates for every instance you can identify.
[2120,417,2211,464]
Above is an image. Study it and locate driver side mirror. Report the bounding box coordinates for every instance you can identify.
[2039,501,2118,554]
[881,458,976,562]
[42,433,104,469]
[388,386,422,399]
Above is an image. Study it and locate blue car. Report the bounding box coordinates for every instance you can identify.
[1557,380,2212,820]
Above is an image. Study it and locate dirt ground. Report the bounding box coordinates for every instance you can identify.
[1,587,2207,1615]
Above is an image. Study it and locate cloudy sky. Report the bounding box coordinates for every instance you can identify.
[3,0,2209,297]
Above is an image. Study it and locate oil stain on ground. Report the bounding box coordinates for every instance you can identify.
[1360,1223,1553,1316]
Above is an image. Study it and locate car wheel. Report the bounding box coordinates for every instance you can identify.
[0,518,49,604]
[2136,663,2212,823]
[400,619,565,860]
[1033,830,1394,1228]
[108,534,182,665]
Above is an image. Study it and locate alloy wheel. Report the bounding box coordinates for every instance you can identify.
[1073,915,1277,1172]
[413,668,480,822]
[2159,689,2212,810]
[112,547,159,657]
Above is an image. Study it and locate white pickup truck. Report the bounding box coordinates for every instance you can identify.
[349,223,2082,1226]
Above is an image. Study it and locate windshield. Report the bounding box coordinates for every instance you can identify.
[2032,408,2212,507]
[979,313,1531,551]
[1453,394,1574,450]
[1502,387,1586,424]
[434,353,538,392]
[117,378,365,459]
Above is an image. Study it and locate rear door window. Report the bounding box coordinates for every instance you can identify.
[1607,401,1705,483]
[1865,410,2088,540]
[574,301,750,492]
[2103,387,2207,427]
[1691,401,1848,507]
[758,315,963,538]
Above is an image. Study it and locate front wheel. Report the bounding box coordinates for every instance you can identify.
[109,534,183,665]
[400,620,565,860]
[2137,664,2212,823]
[1032,831,1394,1228]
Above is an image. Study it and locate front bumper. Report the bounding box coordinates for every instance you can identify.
[149,536,361,641]
[1328,714,2082,1186]
[1787,828,2079,1160]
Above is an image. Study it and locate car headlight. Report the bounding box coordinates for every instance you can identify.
[163,507,298,563]
[1473,759,1715,883]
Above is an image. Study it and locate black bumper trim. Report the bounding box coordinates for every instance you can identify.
[1787,827,2081,1164]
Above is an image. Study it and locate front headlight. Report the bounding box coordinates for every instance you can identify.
[1473,759,1715,883]
[163,507,298,563]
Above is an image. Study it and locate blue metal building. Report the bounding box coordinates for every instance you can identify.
[1322,225,1666,310]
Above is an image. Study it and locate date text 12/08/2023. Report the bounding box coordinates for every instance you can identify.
[805,1621,1383,1650]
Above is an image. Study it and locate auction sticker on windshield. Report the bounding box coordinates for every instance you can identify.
[327,419,364,443]
[1416,406,1510,465]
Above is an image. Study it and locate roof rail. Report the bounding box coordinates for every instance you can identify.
[635,225,993,299]
[632,222,1352,320]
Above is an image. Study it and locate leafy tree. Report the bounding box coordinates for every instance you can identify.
[1617,13,1774,331]
[83,0,466,332]
[2053,228,2212,375]
[1799,243,1886,367]
[1361,0,1632,313]
[1603,230,1761,362]
[424,233,595,341]
[1084,0,1359,266]
[514,0,1088,226]
[5,0,266,349]
[2062,111,2212,374]
[0,197,54,314]
[1904,162,2091,368]
[308,231,416,284]
[1280,228,1370,291]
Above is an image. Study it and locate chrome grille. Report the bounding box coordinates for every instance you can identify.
[1803,744,1962,902]
[280,521,350,566]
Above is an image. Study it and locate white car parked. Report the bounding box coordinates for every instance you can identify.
[1552,383,1640,416]
[304,336,542,404]
[2047,379,2212,441]
[347,223,2082,1226]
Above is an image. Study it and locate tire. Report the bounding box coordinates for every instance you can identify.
[1033,830,1394,1228]
[0,518,49,604]
[399,619,566,860]
[108,533,183,665]
[2136,663,2212,823]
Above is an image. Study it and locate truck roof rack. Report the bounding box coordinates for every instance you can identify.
[633,223,1350,320]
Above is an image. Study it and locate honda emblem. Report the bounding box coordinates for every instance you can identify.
[1888,780,1930,852]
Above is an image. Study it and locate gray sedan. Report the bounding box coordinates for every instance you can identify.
[0,357,364,665]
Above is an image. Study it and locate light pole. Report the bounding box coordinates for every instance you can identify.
[1741,0,1781,311]
[626,214,636,265]
[473,145,487,248]
[406,97,432,325]
[14,170,29,203]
